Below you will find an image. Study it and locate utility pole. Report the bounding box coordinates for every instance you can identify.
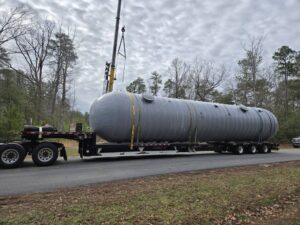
[107,0,122,92]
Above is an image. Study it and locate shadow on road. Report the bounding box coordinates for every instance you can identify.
[16,151,237,169]
[13,150,282,170]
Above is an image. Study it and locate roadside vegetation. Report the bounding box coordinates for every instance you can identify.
[0,162,299,225]
[0,7,89,142]
[0,6,299,143]
[128,42,300,143]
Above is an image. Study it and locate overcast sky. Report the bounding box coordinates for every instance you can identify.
[1,0,300,112]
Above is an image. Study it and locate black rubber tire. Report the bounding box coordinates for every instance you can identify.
[235,145,245,155]
[32,143,58,167]
[248,145,257,154]
[214,145,227,153]
[0,143,26,169]
[260,144,270,153]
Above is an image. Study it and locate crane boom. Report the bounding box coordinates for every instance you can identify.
[107,0,122,92]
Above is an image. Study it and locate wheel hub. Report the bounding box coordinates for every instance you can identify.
[263,146,268,153]
[38,148,53,162]
[251,146,257,153]
[1,149,19,164]
[238,146,244,154]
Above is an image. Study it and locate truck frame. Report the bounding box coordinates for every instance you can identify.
[0,126,279,168]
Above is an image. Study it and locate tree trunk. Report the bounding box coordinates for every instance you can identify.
[285,68,288,118]
[51,64,61,115]
[60,61,69,131]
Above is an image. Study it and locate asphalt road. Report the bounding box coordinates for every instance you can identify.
[1,149,300,196]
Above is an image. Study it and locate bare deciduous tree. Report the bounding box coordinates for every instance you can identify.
[47,27,77,129]
[238,36,263,106]
[0,7,28,46]
[0,7,28,68]
[190,59,226,101]
[164,58,190,98]
[273,45,297,117]
[14,20,55,122]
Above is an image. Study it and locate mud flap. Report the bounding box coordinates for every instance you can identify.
[60,147,68,161]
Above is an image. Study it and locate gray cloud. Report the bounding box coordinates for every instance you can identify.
[1,0,300,112]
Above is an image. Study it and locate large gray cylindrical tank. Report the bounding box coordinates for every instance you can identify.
[89,92,278,143]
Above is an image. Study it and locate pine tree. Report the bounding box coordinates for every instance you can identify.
[149,71,162,96]
[126,77,146,94]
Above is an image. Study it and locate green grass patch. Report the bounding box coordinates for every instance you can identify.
[1,162,300,225]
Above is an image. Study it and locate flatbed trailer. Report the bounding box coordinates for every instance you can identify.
[0,128,279,169]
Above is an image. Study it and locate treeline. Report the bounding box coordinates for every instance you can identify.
[0,7,88,141]
[127,38,300,141]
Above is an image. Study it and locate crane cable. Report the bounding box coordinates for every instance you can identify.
[117,26,126,81]
[115,0,127,82]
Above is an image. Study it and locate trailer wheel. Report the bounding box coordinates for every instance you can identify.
[32,143,58,167]
[0,143,26,168]
[260,144,270,154]
[235,145,245,155]
[214,145,226,153]
[248,145,257,154]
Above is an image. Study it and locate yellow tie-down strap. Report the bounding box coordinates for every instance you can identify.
[134,94,142,145]
[126,92,136,150]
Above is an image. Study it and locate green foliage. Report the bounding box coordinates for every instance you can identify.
[212,91,234,104]
[295,52,300,77]
[163,78,174,97]
[163,78,186,98]
[0,47,10,68]
[0,70,24,106]
[0,103,23,141]
[161,45,300,141]
[234,77,273,108]
[1,8,300,144]
[126,77,146,94]
[289,79,300,105]
[0,30,85,140]
[0,9,88,140]
[49,32,78,63]
[273,46,297,77]
[234,75,252,105]
[63,111,90,132]
[276,111,300,141]
[272,46,300,119]
[164,58,189,99]
[237,51,262,80]
[149,71,162,96]
[1,164,300,224]
[0,69,25,141]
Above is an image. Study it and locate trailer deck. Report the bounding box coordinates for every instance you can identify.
[0,127,279,169]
